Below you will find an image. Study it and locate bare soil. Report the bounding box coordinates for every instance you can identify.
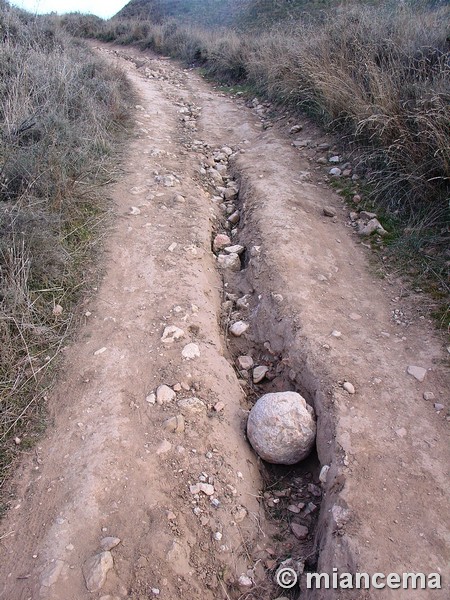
[0,44,448,600]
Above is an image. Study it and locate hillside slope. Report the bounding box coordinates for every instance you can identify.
[116,0,250,27]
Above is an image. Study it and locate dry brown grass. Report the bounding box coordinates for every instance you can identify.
[0,1,133,496]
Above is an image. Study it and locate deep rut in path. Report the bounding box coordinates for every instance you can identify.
[0,43,449,600]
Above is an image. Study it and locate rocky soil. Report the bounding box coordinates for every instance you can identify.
[0,44,448,600]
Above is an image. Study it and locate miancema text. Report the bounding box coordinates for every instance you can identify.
[306,570,441,590]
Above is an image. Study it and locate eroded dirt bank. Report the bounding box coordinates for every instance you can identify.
[0,44,449,600]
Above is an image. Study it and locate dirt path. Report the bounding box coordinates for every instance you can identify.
[0,44,449,600]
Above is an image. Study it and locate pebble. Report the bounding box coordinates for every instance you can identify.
[291,523,309,540]
[178,397,206,414]
[129,206,141,215]
[214,531,223,541]
[329,167,342,176]
[329,155,340,163]
[94,347,107,356]
[190,482,215,496]
[238,355,254,370]
[349,313,362,320]
[213,233,231,252]
[156,384,176,405]
[343,382,355,394]
[161,325,185,343]
[224,244,244,255]
[228,211,240,225]
[41,560,65,587]
[156,440,172,455]
[407,365,427,382]
[319,464,330,483]
[423,392,435,401]
[323,206,337,217]
[359,218,388,236]
[253,366,269,383]
[214,401,225,412]
[434,403,444,412]
[83,552,113,593]
[217,253,241,272]
[290,125,303,134]
[396,428,407,438]
[100,537,121,551]
[331,330,342,338]
[353,194,362,203]
[230,321,249,337]
[287,505,300,514]
[224,187,238,200]
[233,506,248,522]
[238,575,253,588]
[317,156,328,164]
[52,304,63,316]
[181,343,200,360]
[146,393,156,404]
[163,414,185,433]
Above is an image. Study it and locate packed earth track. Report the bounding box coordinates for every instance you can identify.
[0,44,449,600]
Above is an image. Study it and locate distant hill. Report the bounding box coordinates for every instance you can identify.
[116,0,250,27]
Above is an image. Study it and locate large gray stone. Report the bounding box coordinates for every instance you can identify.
[247,392,316,465]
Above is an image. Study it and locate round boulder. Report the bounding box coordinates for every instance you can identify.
[247,392,316,465]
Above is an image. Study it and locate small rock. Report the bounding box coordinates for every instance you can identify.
[100,537,121,551]
[182,343,200,360]
[156,385,176,405]
[214,401,225,412]
[224,244,245,255]
[359,218,388,236]
[434,403,444,412]
[41,560,65,587]
[396,428,407,438]
[163,414,185,433]
[423,392,435,401]
[359,211,377,220]
[353,194,362,203]
[236,295,250,309]
[323,206,337,218]
[407,365,427,382]
[129,206,141,215]
[223,187,238,200]
[238,575,253,588]
[52,304,63,316]
[228,211,240,225]
[190,482,215,496]
[146,393,156,405]
[233,506,247,523]
[173,193,185,203]
[156,440,172,455]
[178,397,206,414]
[238,355,254,370]
[290,125,303,134]
[287,505,300,514]
[14,437,21,445]
[217,253,241,272]
[317,156,328,165]
[331,330,342,338]
[349,313,362,321]
[161,325,185,344]
[291,523,309,540]
[329,155,340,163]
[214,531,223,541]
[253,366,269,384]
[319,464,330,483]
[213,233,231,252]
[163,175,176,187]
[83,551,114,593]
[329,167,342,177]
[230,321,249,337]
[94,347,107,356]
[343,382,355,394]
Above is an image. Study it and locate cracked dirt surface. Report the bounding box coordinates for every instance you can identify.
[0,44,449,600]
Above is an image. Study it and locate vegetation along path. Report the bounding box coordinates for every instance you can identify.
[0,43,449,600]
